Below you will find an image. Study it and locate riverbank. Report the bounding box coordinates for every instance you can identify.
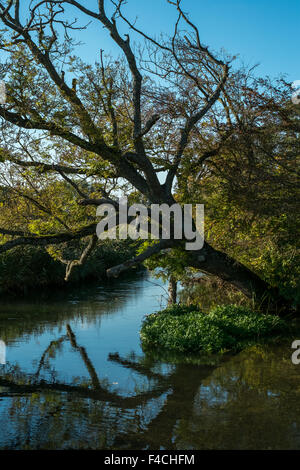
[0,274,300,449]
[0,240,139,296]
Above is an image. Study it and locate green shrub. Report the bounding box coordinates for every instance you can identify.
[140,304,290,354]
[0,239,138,295]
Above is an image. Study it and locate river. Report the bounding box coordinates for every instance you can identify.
[0,272,300,450]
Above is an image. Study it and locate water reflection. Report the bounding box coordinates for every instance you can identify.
[0,273,300,449]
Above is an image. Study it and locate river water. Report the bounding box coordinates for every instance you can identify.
[0,272,300,450]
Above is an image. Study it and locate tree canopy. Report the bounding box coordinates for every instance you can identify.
[0,0,298,314]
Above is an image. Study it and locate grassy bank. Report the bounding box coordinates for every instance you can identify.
[140,304,291,355]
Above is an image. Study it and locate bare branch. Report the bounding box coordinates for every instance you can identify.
[58,170,88,198]
[0,223,97,254]
[6,157,88,175]
[106,239,177,278]
[0,106,100,154]
[165,63,229,192]
[60,234,98,281]
[78,197,119,209]
[138,114,160,138]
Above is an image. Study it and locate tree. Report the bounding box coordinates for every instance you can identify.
[0,0,296,314]
[176,71,300,307]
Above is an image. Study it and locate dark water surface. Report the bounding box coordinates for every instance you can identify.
[0,272,300,450]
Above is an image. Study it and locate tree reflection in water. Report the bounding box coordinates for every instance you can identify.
[0,325,216,449]
[1,327,300,449]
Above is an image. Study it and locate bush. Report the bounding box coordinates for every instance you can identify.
[0,239,138,295]
[140,304,290,354]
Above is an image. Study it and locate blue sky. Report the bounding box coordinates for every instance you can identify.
[72,0,299,81]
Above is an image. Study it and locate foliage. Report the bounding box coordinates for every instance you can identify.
[179,277,251,312]
[140,304,290,354]
[140,242,189,282]
[0,1,297,311]
[0,239,137,295]
[195,178,300,305]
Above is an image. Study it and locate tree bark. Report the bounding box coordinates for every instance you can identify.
[168,276,177,305]
[186,241,295,317]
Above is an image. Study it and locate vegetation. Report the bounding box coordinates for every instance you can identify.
[140,304,291,354]
[0,1,297,313]
[143,73,299,311]
[182,140,300,307]
[0,239,137,295]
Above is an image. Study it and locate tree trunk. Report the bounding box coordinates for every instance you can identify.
[187,241,295,317]
[168,276,177,305]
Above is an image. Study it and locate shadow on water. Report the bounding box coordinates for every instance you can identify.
[0,272,300,450]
